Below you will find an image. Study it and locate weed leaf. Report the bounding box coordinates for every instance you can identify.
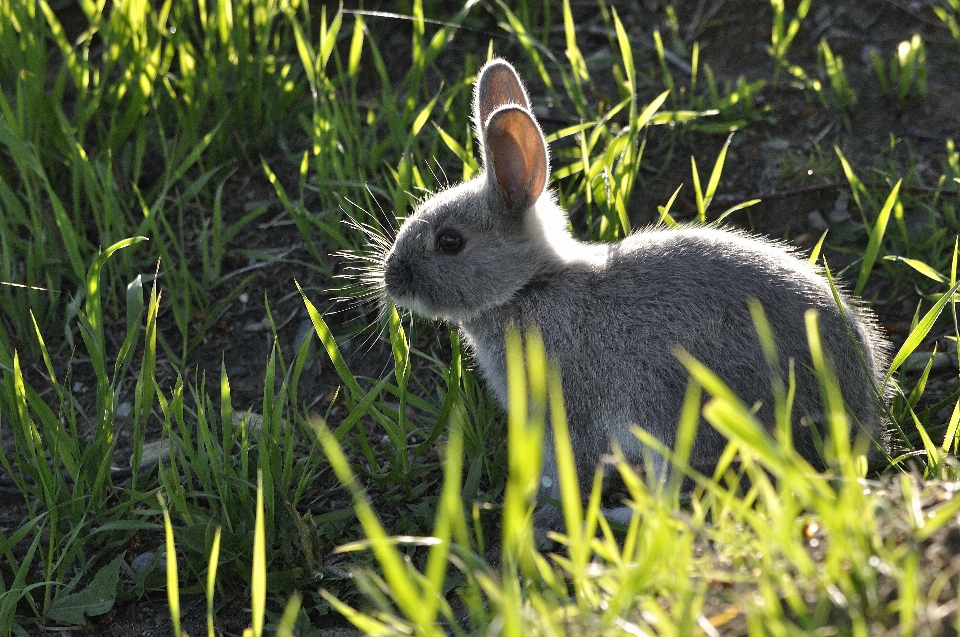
[46,554,124,625]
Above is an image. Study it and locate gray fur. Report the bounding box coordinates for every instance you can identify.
[381,59,890,530]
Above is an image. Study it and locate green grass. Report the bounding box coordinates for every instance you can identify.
[870,34,929,107]
[1,0,960,634]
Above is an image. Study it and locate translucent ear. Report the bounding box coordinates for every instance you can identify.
[483,105,548,216]
[474,59,530,132]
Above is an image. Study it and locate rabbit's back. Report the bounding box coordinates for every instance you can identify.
[462,225,887,472]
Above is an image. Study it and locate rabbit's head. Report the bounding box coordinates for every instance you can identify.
[383,59,570,324]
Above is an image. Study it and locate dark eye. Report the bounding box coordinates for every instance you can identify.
[436,232,463,254]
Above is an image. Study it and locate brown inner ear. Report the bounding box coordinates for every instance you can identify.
[485,107,547,214]
[477,63,530,127]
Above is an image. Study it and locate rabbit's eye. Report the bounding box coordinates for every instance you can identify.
[436,232,464,254]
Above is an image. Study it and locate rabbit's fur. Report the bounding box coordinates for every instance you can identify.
[382,59,890,529]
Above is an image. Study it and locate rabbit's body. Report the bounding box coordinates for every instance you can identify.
[459,221,885,481]
[380,59,889,529]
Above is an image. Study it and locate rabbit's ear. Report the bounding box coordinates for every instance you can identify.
[484,105,549,215]
[475,59,530,131]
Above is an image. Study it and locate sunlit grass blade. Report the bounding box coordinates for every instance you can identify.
[502,329,545,578]
[941,401,960,456]
[318,590,395,635]
[158,494,181,637]
[561,0,589,114]
[657,185,683,227]
[274,592,303,637]
[82,237,148,364]
[691,156,706,221]
[883,256,947,283]
[495,0,553,90]
[435,124,479,175]
[250,471,266,637]
[420,408,466,625]
[835,146,875,214]
[317,424,444,635]
[299,284,364,397]
[884,280,960,385]
[910,409,943,474]
[691,132,734,222]
[768,0,812,82]
[715,198,761,224]
[206,526,221,637]
[854,179,900,296]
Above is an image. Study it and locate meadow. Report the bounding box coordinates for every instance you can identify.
[2,0,960,634]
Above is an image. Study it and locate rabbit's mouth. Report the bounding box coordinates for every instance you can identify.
[386,288,448,322]
[383,268,438,320]
[385,280,472,324]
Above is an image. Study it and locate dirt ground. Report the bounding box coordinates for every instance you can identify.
[10,0,960,634]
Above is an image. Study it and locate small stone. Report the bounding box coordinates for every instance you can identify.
[808,210,828,232]
[761,138,790,151]
[244,317,272,332]
[232,410,287,434]
[133,439,171,469]
[904,351,954,373]
[116,401,133,419]
[829,194,851,223]
[130,551,156,574]
[233,410,264,431]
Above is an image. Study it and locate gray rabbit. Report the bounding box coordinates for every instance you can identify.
[379,58,890,529]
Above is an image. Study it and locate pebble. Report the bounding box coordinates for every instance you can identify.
[761,138,791,151]
[116,401,133,419]
[130,551,158,574]
[232,410,288,435]
[132,439,171,469]
[808,210,828,232]
[904,351,955,373]
[829,194,852,223]
[243,317,272,332]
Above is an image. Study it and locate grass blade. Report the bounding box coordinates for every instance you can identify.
[854,179,900,296]
[158,494,181,637]
[885,280,960,384]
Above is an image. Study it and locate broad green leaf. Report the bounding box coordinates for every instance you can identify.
[46,554,125,625]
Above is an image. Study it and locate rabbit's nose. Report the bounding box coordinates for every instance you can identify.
[384,256,411,292]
